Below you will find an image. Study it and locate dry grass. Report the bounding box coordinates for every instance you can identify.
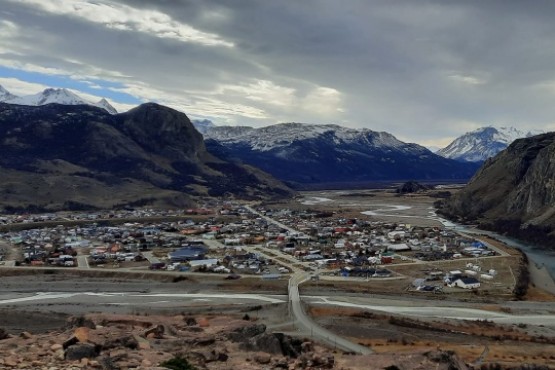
[526,285,555,302]
[364,340,555,367]
[301,278,411,295]
[309,302,555,370]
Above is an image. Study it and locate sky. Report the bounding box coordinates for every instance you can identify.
[2,0,555,148]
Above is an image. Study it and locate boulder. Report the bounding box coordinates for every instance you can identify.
[97,355,119,370]
[50,343,63,351]
[254,353,272,364]
[142,324,164,339]
[20,331,33,339]
[62,336,79,349]
[4,356,18,367]
[103,335,139,350]
[227,324,266,342]
[109,349,128,361]
[65,343,98,361]
[0,328,9,340]
[133,335,150,350]
[239,333,282,355]
[184,317,197,326]
[74,327,90,343]
[274,333,302,358]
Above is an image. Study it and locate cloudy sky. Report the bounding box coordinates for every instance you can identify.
[2,0,555,147]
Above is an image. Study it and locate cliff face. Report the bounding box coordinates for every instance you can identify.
[439,133,555,244]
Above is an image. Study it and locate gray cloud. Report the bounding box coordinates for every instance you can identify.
[2,0,555,146]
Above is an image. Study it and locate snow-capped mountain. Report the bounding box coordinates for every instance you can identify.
[437,126,543,162]
[0,85,117,114]
[96,98,118,114]
[0,85,18,101]
[191,119,216,134]
[203,122,479,184]
[203,122,439,155]
[205,123,413,152]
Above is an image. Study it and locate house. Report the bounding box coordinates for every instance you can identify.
[450,277,481,289]
[189,258,219,269]
[168,246,208,262]
[386,243,410,252]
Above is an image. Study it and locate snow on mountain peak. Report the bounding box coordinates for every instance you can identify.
[204,122,415,153]
[0,85,117,114]
[191,119,216,134]
[96,98,118,114]
[32,88,88,106]
[437,126,542,162]
[0,84,18,101]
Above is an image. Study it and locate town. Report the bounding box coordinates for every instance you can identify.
[0,201,511,295]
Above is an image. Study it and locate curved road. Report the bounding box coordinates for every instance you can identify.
[289,272,373,354]
[246,204,373,354]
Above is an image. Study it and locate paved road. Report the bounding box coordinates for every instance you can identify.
[246,205,373,353]
[289,272,373,354]
[311,296,555,326]
[143,251,161,264]
[76,255,89,269]
[244,205,299,235]
[0,292,287,307]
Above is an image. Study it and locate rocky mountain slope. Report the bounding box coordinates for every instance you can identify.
[437,126,542,162]
[0,102,292,212]
[201,123,479,186]
[0,85,117,114]
[438,132,555,245]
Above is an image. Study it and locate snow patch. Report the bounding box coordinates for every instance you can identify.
[0,84,117,114]
[437,126,543,162]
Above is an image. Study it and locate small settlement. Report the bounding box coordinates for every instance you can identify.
[0,203,502,292]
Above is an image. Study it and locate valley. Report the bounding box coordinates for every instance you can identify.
[2,2,555,368]
[1,188,554,369]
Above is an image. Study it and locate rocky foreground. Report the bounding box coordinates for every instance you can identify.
[0,313,467,370]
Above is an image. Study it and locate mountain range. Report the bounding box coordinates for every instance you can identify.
[0,102,292,212]
[198,123,480,187]
[438,133,555,246]
[0,85,117,114]
[437,126,542,162]
[2,82,543,211]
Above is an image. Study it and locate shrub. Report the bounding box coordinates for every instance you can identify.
[160,356,197,370]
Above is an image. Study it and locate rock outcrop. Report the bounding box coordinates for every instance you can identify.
[0,312,471,369]
[396,181,432,194]
[0,314,337,369]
